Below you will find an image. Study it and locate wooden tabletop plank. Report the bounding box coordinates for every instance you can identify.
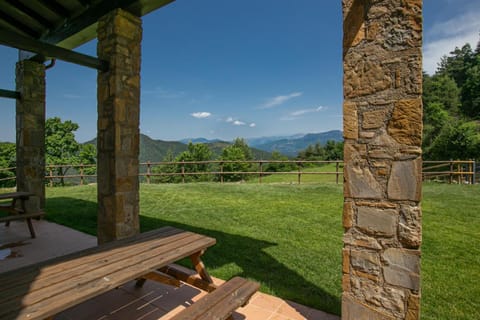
[0,229,216,320]
[0,230,196,302]
[0,226,180,286]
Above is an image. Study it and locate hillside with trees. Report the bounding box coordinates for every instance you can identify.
[423,37,480,160]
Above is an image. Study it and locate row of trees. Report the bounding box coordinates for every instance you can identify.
[0,117,96,187]
[153,138,298,183]
[423,37,480,160]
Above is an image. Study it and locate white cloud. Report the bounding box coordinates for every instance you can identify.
[233,120,246,126]
[290,106,325,116]
[424,9,480,74]
[261,92,303,109]
[191,112,211,119]
[249,123,256,128]
[226,117,234,123]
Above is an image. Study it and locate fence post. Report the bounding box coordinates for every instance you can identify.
[49,167,53,187]
[181,160,185,183]
[449,160,453,184]
[458,162,461,184]
[80,164,84,186]
[473,160,477,184]
[146,161,151,184]
[220,162,224,184]
[297,162,302,185]
[259,161,263,184]
[336,161,340,184]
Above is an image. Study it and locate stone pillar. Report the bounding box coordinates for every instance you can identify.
[96,9,142,244]
[16,60,46,212]
[342,1,422,319]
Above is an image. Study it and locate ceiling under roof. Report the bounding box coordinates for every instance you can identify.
[0,0,174,50]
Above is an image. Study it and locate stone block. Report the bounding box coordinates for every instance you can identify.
[387,99,422,146]
[363,109,388,129]
[344,229,382,250]
[344,102,359,139]
[344,141,367,162]
[342,294,395,320]
[357,207,397,237]
[383,248,420,291]
[350,249,381,275]
[343,201,354,229]
[387,159,422,201]
[406,293,421,320]
[342,273,351,292]
[344,45,393,98]
[345,163,383,199]
[399,205,422,248]
[343,248,351,273]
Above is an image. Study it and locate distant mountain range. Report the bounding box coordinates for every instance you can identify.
[247,130,343,157]
[86,130,343,161]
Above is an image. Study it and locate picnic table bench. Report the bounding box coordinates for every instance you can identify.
[0,192,44,238]
[0,226,259,320]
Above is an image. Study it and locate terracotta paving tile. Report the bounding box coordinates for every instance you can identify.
[233,304,274,320]
[274,301,311,320]
[268,313,301,320]
[250,292,285,312]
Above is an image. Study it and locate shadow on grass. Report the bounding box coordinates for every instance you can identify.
[46,196,341,316]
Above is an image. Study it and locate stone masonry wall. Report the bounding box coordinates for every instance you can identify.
[342,1,422,319]
[97,9,142,244]
[16,60,46,212]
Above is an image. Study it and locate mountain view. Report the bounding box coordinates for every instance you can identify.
[85,130,343,162]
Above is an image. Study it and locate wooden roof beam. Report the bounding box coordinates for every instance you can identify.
[0,30,108,71]
[0,89,20,100]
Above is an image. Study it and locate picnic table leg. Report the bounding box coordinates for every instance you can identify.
[26,218,36,238]
[5,198,17,227]
[190,250,213,284]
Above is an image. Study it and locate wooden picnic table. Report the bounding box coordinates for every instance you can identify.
[0,192,44,238]
[0,226,259,320]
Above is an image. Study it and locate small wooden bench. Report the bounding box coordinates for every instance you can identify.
[0,226,259,320]
[0,192,44,238]
[171,276,259,320]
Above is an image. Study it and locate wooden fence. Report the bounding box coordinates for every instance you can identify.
[0,160,477,186]
[422,160,476,184]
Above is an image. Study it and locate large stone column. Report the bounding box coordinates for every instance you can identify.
[96,9,142,244]
[342,1,423,319]
[16,60,46,212]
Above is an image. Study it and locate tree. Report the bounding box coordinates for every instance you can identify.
[176,142,213,182]
[79,144,97,176]
[219,145,249,182]
[461,55,480,118]
[437,44,475,87]
[0,142,16,187]
[45,117,81,186]
[151,149,179,183]
[231,138,253,161]
[426,120,480,160]
[422,73,461,116]
[324,140,344,160]
[265,151,295,173]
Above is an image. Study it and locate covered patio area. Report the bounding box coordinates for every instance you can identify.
[0,219,338,320]
[0,0,423,319]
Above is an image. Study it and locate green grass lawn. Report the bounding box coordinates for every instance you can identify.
[5,182,478,319]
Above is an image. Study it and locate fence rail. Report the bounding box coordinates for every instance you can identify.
[0,160,477,186]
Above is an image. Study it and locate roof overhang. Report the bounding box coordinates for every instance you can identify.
[0,0,175,60]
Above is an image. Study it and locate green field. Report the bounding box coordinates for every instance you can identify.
[2,181,478,319]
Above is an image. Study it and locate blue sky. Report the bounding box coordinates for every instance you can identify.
[1,0,479,143]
